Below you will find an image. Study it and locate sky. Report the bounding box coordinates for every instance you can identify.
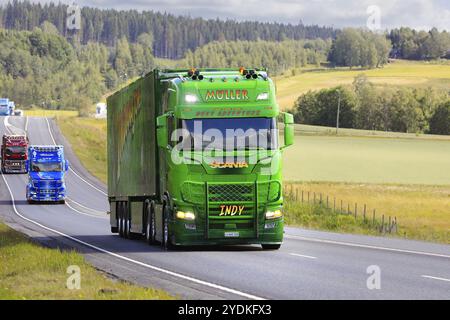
[1,0,449,31]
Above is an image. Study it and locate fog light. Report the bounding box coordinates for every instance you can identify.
[176,211,195,221]
[265,210,282,220]
[265,222,276,229]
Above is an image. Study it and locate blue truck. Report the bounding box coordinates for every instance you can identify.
[0,98,10,116]
[26,145,69,204]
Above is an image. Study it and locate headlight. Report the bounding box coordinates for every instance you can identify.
[256,92,269,100]
[176,211,195,221]
[265,210,282,220]
[185,94,198,103]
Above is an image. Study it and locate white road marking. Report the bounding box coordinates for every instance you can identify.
[289,253,317,259]
[421,275,450,283]
[44,117,107,196]
[65,200,107,220]
[1,171,264,300]
[285,234,450,259]
[4,116,13,134]
[66,197,107,216]
[25,116,29,132]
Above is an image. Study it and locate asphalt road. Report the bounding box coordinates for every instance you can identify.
[0,115,449,300]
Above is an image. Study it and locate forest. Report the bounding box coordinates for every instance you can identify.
[0,1,449,132]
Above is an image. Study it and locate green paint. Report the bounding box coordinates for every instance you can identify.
[107,69,292,248]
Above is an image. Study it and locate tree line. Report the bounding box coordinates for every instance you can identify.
[328,29,391,68]
[389,27,450,60]
[293,74,450,135]
[181,39,331,75]
[0,26,155,114]
[0,1,336,59]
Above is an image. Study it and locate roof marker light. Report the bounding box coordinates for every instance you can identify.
[185,94,198,103]
[256,92,269,100]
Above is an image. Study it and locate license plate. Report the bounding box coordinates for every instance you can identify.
[224,232,239,238]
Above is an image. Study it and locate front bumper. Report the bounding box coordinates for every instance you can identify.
[27,187,66,202]
[2,161,27,173]
[169,217,284,246]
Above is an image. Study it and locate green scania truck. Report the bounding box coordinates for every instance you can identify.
[107,68,294,250]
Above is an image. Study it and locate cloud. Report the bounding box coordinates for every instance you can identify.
[0,0,448,30]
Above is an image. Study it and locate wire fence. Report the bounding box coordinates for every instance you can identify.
[283,184,398,234]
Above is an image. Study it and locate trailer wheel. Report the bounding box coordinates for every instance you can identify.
[261,244,281,250]
[162,205,173,250]
[145,202,156,245]
[118,202,124,237]
[123,202,130,239]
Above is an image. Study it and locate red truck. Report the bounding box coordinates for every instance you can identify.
[1,134,28,173]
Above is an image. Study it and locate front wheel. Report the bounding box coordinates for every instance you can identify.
[145,203,156,245]
[161,206,173,250]
[118,202,124,237]
[261,244,281,250]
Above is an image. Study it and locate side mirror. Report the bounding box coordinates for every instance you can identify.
[25,160,29,173]
[156,114,168,148]
[65,160,69,172]
[283,112,294,148]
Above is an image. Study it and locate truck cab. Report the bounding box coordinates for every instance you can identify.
[0,98,10,116]
[26,145,69,204]
[108,68,294,250]
[1,134,29,173]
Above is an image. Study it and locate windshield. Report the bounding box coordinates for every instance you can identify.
[31,162,62,172]
[179,117,277,151]
[6,146,26,154]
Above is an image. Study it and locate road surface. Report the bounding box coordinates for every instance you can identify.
[0,115,449,299]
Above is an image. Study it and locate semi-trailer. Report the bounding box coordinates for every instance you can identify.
[1,134,28,173]
[107,68,294,250]
[26,145,69,204]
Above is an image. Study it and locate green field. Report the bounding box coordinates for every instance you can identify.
[275,59,450,110]
[0,223,174,299]
[283,134,450,185]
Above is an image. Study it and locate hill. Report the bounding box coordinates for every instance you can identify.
[275,59,450,110]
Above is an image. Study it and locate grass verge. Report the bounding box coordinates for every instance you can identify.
[285,182,450,244]
[0,222,174,299]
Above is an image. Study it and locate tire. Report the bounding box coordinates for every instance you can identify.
[123,202,130,239]
[161,204,173,250]
[145,202,156,245]
[27,199,34,204]
[261,244,281,250]
[118,202,124,238]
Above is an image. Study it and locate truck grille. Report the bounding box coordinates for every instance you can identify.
[39,189,56,195]
[208,184,253,202]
